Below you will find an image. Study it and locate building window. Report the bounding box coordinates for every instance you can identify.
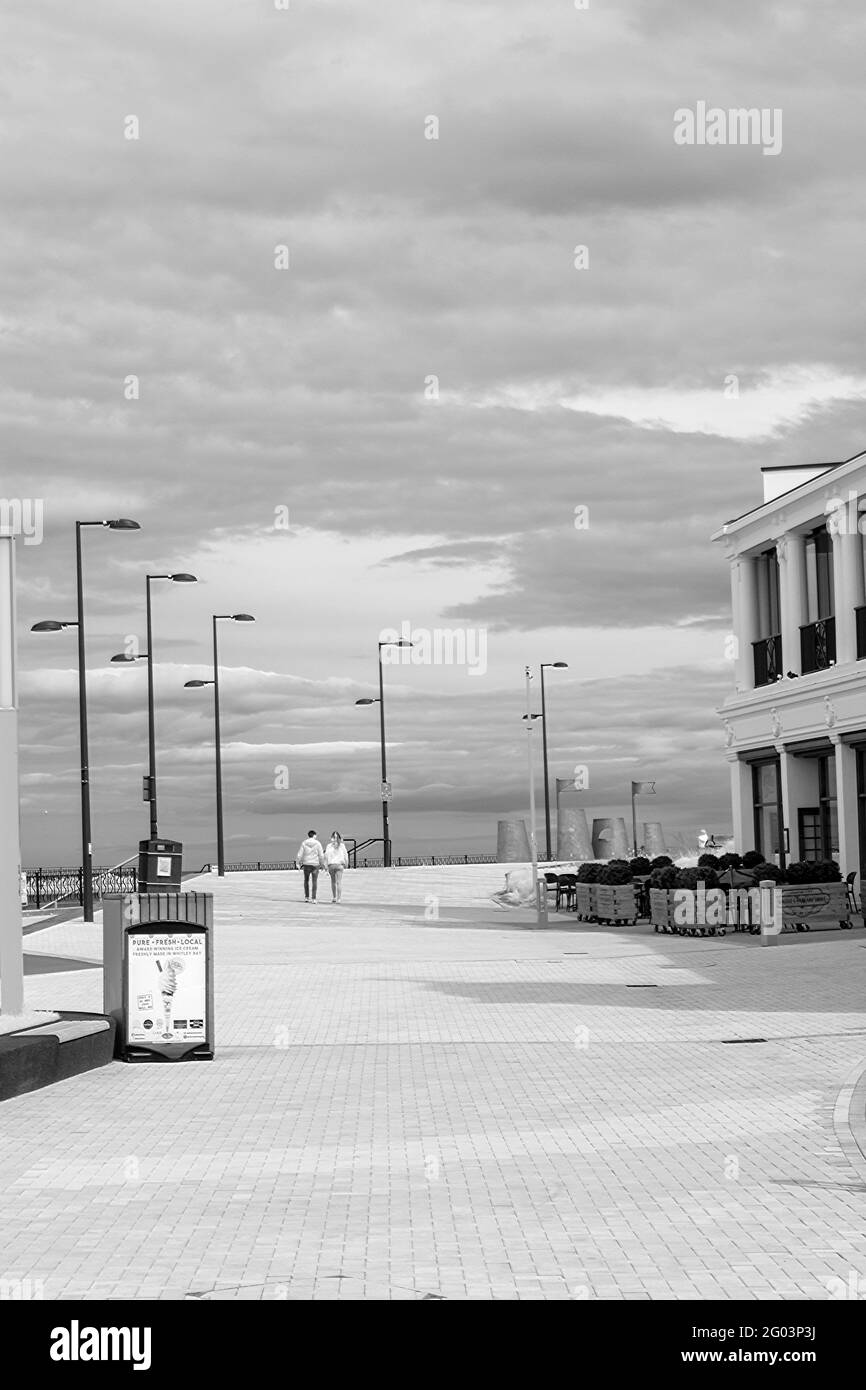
[752,760,781,862]
[805,526,834,622]
[756,549,781,637]
[796,752,839,861]
[753,550,782,685]
[818,754,839,860]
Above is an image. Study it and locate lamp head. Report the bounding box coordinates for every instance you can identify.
[184,679,210,688]
[110,653,138,663]
[170,573,197,583]
[355,698,377,705]
[231,613,255,622]
[104,519,141,530]
[31,620,70,632]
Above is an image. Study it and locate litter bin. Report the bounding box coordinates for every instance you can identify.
[103,890,214,1062]
[138,837,183,892]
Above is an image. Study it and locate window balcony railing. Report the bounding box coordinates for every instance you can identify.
[800,616,836,673]
[752,634,782,687]
[857,606,866,661]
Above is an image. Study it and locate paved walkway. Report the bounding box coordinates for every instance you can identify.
[2,865,866,1300]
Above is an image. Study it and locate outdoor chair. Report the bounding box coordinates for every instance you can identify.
[556,873,577,912]
[845,871,860,915]
[543,872,559,907]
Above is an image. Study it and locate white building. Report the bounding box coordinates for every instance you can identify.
[712,450,866,882]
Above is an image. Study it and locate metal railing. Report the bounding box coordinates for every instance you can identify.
[25,863,138,910]
[752,633,782,686]
[202,852,502,872]
[800,616,836,673]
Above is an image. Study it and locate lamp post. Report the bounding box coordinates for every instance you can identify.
[540,661,568,861]
[184,613,255,876]
[32,518,140,922]
[355,638,412,867]
[0,527,23,1015]
[522,666,547,926]
[111,573,197,837]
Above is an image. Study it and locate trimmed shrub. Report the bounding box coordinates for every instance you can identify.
[785,859,841,884]
[648,865,678,889]
[697,853,721,868]
[599,861,632,885]
[576,861,602,883]
[628,856,652,876]
[718,852,742,870]
[742,850,765,869]
[752,862,785,884]
[676,867,719,890]
[650,855,674,869]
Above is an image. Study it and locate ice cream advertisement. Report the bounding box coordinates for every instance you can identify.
[126,931,207,1045]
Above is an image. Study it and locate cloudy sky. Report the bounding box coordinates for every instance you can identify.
[5,0,866,866]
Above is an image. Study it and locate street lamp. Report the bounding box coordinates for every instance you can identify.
[31,518,141,922]
[524,666,547,926]
[184,614,255,876]
[355,638,412,867]
[540,661,568,860]
[111,572,197,838]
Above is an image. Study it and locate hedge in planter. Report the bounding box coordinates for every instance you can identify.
[594,862,637,925]
[651,867,728,936]
[574,861,601,920]
[773,860,850,931]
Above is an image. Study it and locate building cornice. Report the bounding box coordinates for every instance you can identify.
[710,449,866,549]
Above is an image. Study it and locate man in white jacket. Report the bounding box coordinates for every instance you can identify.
[295,830,325,903]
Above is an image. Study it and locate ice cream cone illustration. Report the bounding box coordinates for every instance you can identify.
[156,958,184,1039]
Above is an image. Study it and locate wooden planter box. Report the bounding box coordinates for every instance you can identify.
[775,882,851,932]
[649,887,728,936]
[574,884,594,921]
[593,883,637,925]
[649,888,676,932]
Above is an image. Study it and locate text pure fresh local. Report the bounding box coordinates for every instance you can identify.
[50,1322,151,1371]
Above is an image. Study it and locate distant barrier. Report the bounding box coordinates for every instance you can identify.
[25,865,138,909]
[207,854,502,872]
[25,853,514,905]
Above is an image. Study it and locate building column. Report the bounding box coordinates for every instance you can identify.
[727,753,753,854]
[831,521,864,665]
[731,556,758,691]
[832,735,859,878]
[777,531,806,676]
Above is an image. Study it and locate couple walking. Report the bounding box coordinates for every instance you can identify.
[295,829,349,903]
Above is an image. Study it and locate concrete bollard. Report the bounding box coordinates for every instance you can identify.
[642,822,667,857]
[496,819,531,863]
[591,816,629,861]
[556,807,592,861]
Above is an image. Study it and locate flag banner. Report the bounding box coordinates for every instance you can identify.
[556,778,573,794]
[631,781,656,794]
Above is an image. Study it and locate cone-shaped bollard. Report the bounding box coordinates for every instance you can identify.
[642,822,667,857]
[496,818,531,862]
[592,816,629,860]
[557,807,592,861]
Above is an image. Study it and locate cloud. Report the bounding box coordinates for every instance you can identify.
[5,0,866,858]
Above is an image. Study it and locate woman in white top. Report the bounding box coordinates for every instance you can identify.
[325,831,349,902]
